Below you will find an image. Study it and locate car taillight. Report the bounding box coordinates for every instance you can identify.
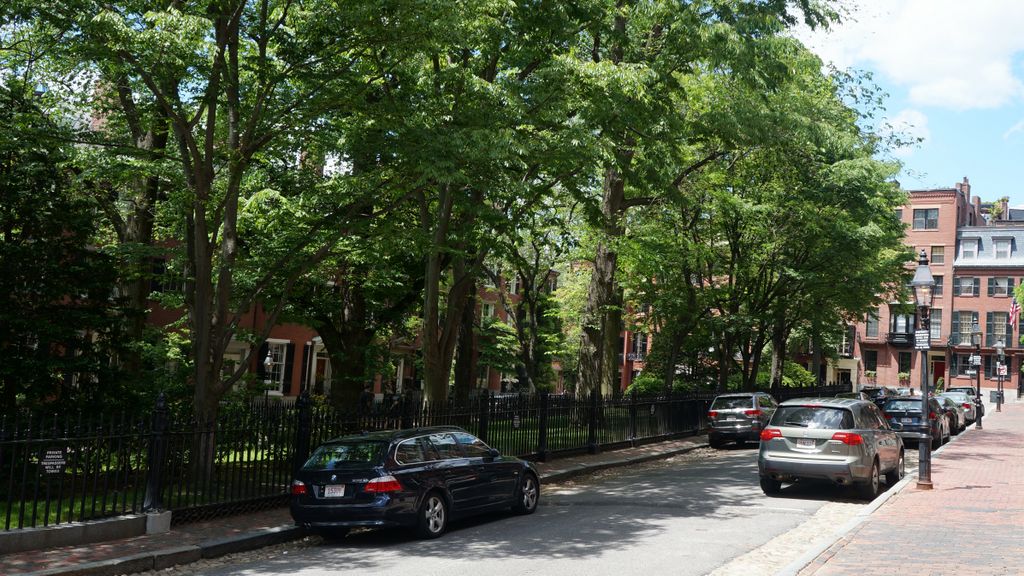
[831,432,864,446]
[364,475,402,493]
[929,411,937,420]
[881,411,888,420]
[744,409,762,416]
[963,403,972,410]
[290,480,307,496]
[708,411,719,418]
[760,428,782,441]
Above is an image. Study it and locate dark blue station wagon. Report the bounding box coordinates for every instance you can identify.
[290,426,540,539]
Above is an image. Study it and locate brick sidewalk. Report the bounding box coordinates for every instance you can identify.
[798,402,1024,576]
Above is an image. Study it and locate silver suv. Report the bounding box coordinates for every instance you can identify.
[757,398,904,500]
[708,392,777,448]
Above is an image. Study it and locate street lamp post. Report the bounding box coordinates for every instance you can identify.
[972,323,983,430]
[995,340,1005,413]
[910,249,935,490]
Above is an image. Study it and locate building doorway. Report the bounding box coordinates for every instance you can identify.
[932,359,945,388]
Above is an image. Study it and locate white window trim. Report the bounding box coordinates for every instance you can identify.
[961,238,978,259]
[264,338,290,396]
[994,238,1012,259]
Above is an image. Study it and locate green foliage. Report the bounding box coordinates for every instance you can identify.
[624,374,665,396]
[476,317,520,374]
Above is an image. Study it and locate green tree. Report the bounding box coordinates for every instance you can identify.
[0,82,127,411]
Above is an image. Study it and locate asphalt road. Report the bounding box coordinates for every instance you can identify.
[157,444,919,576]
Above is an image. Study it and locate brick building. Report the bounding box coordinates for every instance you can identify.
[854,177,1021,394]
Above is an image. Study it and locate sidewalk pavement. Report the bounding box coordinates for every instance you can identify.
[794,395,1024,576]
[0,434,709,576]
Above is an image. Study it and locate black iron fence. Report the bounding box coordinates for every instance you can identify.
[0,383,847,531]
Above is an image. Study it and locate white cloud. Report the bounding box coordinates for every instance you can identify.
[882,109,930,157]
[1003,119,1024,140]
[796,0,1024,110]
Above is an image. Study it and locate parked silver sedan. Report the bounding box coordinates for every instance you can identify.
[758,398,905,500]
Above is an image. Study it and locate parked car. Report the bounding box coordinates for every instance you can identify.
[946,386,986,418]
[940,391,977,425]
[895,387,916,397]
[708,392,778,448]
[289,426,539,539]
[836,392,871,401]
[936,395,966,434]
[758,398,905,500]
[860,386,897,409]
[881,397,950,450]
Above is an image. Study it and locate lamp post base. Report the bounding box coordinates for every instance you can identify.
[916,479,933,490]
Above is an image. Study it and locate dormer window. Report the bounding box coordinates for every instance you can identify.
[994,238,1011,259]
[961,238,978,259]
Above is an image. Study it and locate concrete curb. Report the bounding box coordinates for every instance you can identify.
[13,526,308,576]
[774,421,976,576]
[538,442,708,484]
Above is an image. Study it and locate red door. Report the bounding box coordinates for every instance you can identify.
[933,361,946,387]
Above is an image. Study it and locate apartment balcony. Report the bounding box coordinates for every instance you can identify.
[887,332,914,347]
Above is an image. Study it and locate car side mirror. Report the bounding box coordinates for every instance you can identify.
[487,448,500,460]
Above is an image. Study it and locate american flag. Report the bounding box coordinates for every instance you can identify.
[1011,299,1021,328]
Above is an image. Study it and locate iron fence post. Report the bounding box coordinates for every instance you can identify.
[587,390,600,454]
[292,391,312,477]
[477,390,491,443]
[536,392,550,462]
[629,389,638,446]
[667,387,675,434]
[143,394,168,512]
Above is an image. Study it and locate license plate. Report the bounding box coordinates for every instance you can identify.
[901,417,913,423]
[796,438,815,448]
[324,484,345,498]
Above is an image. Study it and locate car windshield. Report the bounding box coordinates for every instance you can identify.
[947,387,975,396]
[302,441,386,470]
[711,396,753,410]
[860,388,885,399]
[941,393,969,403]
[884,399,924,412]
[771,406,854,430]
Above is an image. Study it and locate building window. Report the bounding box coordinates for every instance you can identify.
[898,352,912,373]
[630,333,648,358]
[953,310,978,346]
[264,341,288,394]
[508,276,519,295]
[913,208,939,230]
[984,355,996,380]
[895,208,903,222]
[930,309,942,341]
[891,312,914,334]
[931,245,944,265]
[839,325,855,357]
[933,275,943,296]
[987,311,1010,347]
[995,239,1011,259]
[482,303,496,319]
[954,277,980,296]
[988,277,1014,297]
[865,309,879,337]
[961,238,978,259]
[863,350,878,372]
[950,353,973,377]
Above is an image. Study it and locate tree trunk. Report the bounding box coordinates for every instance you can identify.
[452,277,478,404]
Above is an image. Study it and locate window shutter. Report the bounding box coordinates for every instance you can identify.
[1009,277,1016,293]
[953,278,961,296]
[256,342,269,380]
[300,343,311,392]
[986,311,995,346]
[974,278,982,295]
[988,277,995,296]
[984,356,993,379]
[950,354,959,376]
[283,343,295,394]
[951,312,960,344]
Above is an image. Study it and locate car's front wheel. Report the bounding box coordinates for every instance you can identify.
[416,492,449,539]
[858,460,880,500]
[885,451,905,486]
[512,473,539,514]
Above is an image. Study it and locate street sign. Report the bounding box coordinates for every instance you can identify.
[965,370,977,376]
[914,330,930,350]
[971,355,982,366]
[999,364,1008,376]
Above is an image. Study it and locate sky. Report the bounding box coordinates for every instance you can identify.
[795,0,1024,207]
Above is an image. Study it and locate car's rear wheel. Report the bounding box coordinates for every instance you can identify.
[416,492,448,539]
[885,451,905,486]
[709,437,724,449]
[858,460,880,500]
[760,476,781,495]
[512,472,539,514]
